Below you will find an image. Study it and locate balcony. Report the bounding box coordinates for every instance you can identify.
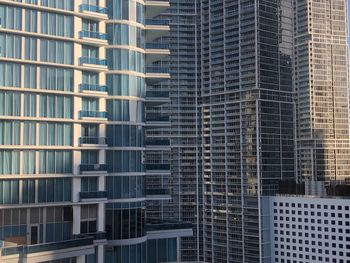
[79,84,108,93]
[79,4,108,20]
[145,67,170,83]
[145,19,170,42]
[146,115,170,127]
[79,137,107,146]
[80,164,108,173]
[79,57,107,69]
[145,43,170,63]
[146,219,193,239]
[79,31,108,45]
[145,139,170,150]
[146,188,171,200]
[145,163,170,174]
[79,110,107,119]
[145,91,170,105]
[1,237,95,262]
[145,1,170,19]
[79,191,107,201]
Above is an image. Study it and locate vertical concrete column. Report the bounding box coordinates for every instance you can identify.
[72,205,81,235]
[96,245,104,263]
[97,203,105,232]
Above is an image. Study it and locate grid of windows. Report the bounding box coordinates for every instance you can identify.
[269,197,350,263]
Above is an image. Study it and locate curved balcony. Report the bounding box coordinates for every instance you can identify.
[79,84,108,93]
[78,4,108,20]
[79,110,107,119]
[145,91,170,105]
[79,137,107,146]
[79,4,107,14]
[145,43,170,63]
[1,237,95,262]
[79,57,107,69]
[80,164,108,173]
[79,31,107,46]
[146,67,170,82]
[145,1,170,19]
[145,19,170,42]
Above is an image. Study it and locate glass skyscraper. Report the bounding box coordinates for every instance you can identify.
[0,0,192,262]
[294,0,350,183]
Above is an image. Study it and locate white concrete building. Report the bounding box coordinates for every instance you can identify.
[263,195,350,263]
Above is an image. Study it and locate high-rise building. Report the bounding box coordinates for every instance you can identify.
[0,0,192,263]
[294,0,350,183]
[144,0,203,262]
[199,0,295,262]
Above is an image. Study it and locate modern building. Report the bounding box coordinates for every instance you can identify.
[144,0,203,262]
[0,0,191,262]
[263,195,350,263]
[199,0,295,262]
[294,0,350,182]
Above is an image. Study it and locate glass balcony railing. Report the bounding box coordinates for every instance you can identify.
[145,163,170,170]
[146,189,170,195]
[146,67,169,74]
[146,116,170,122]
[79,191,107,199]
[79,57,107,66]
[146,219,192,232]
[145,139,170,146]
[1,237,94,256]
[79,4,107,14]
[79,30,107,40]
[145,19,169,26]
[79,84,108,92]
[79,110,107,118]
[80,164,108,173]
[79,137,107,145]
[146,91,169,98]
[145,43,169,49]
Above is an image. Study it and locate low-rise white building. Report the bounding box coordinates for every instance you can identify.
[263,195,350,263]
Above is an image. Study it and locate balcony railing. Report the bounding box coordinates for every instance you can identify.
[79,4,107,14]
[79,84,108,92]
[145,43,169,49]
[146,116,170,122]
[79,30,107,40]
[80,164,108,173]
[1,237,94,256]
[145,139,170,146]
[79,110,107,118]
[79,57,107,66]
[146,67,169,74]
[145,163,170,170]
[146,219,192,232]
[146,91,169,98]
[145,19,169,26]
[146,189,170,195]
[79,191,107,200]
[79,137,107,145]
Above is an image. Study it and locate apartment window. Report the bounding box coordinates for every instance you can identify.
[24,93,37,117]
[41,12,73,37]
[40,67,73,91]
[23,122,36,145]
[0,5,22,30]
[0,121,20,145]
[23,150,36,174]
[41,0,73,10]
[39,95,72,118]
[0,34,21,59]
[25,9,37,32]
[38,150,72,174]
[25,37,37,60]
[38,178,71,203]
[0,179,19,204]
[39,123,72,146]
[40,40,73,64]
[24,65,37,89]
[0,63,21,88]
[0,91,21,116]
